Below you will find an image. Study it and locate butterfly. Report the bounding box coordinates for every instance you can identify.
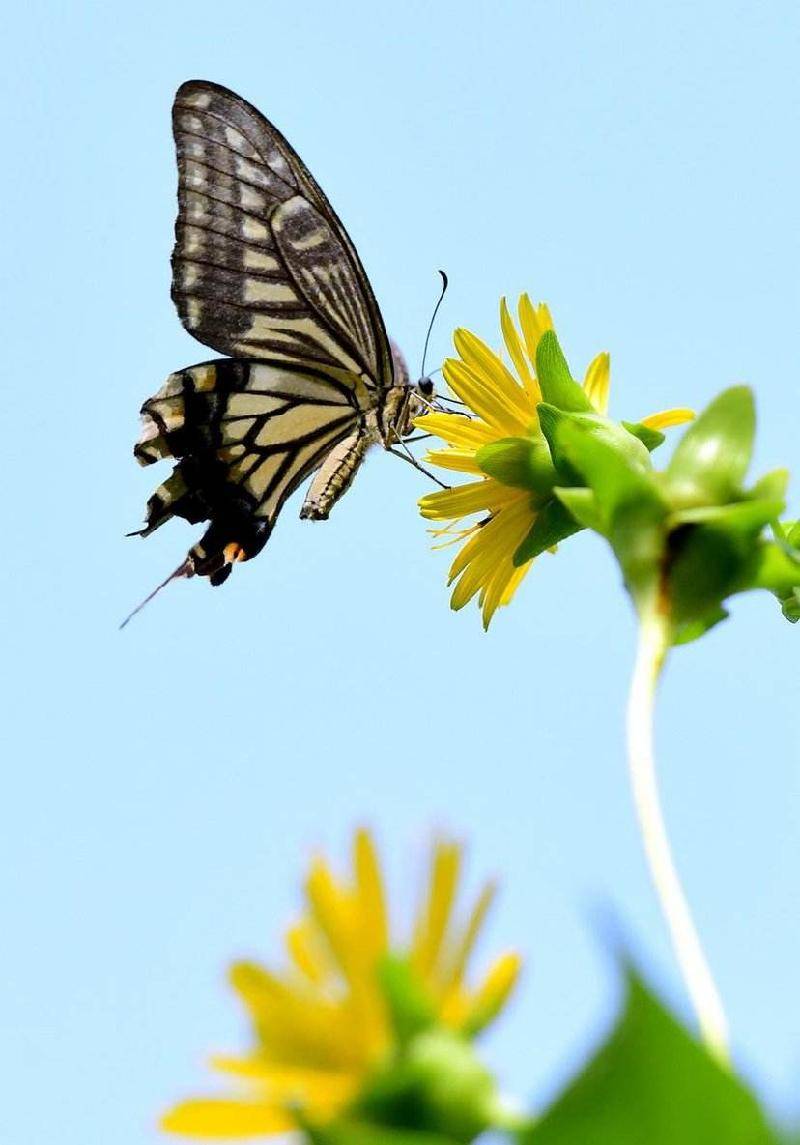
[127,79,440,620]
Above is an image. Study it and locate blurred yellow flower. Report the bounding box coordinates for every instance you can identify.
[162,830,520,1138]
[418,296,693,628]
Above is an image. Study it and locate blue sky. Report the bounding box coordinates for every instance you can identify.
[2,1,799,1142]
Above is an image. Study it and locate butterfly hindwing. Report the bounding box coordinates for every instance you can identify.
[171,80,394,389]
[135,358,361,581]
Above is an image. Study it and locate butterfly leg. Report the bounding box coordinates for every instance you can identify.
[300,431,368,521]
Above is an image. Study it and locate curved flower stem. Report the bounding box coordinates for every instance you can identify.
[626,601,730,1064]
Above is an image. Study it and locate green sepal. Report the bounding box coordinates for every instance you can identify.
[538,412,668,604]
[519,966,780,1145]
[552,487,605,534]
[672,605,730,646]
[666,386,755,507]
[748,542,800,621]
[537,404,655,493]
[535,331,594,412]
[301,1115,460,1145]
[476,436,557,494]
[513,497,583,565]
[378,956,438,1046]
[780,590,800,623]
[669,498,785,533]
[748,468,789,503]
[621,420,666,452]
[666,524,756,631]
[356,1029,500,1144]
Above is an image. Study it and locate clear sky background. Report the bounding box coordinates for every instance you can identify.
[2,1,799,1142]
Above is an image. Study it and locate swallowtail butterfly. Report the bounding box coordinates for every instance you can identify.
[128,80,436,618]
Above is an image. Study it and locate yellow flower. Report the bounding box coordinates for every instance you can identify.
[418,296,693,628]
[162,830,521,1138]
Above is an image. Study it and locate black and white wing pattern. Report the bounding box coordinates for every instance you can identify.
[134,358,363,585]
[171,79,394,389]
[127,81,406,618]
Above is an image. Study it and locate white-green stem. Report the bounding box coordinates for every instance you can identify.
[626,602,730,1064]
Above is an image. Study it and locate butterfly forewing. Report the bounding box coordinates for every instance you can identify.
[171,80,393,389]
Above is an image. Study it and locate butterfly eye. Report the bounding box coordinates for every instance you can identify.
[418,377,434,397]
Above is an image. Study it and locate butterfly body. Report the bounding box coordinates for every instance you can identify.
[132,80,431,592]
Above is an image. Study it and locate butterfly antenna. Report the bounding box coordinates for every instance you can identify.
[420,270,449,379]
[119,558,193,630]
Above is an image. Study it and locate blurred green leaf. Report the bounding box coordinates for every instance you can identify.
[521,969,779,1145]
[513,498,583,564]
[535,332,594,413]
[666,386,755,507]
[476,436,557,494]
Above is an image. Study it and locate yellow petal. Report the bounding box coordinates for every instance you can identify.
[419,479,518,522]
[286,920,328,985]
[500,297,539,403]
[160,1098,294,1138]
[444,357,530,437]
[210,1059,359,1107]
[518,295,554,364]
[453,328,533,424]
[442,881,496,991]
[460,951,522,1035]
[583,351,610,414]
[305,859,357,983]
[444,350,531,435]
[423,448,483,474]
[413,412,497,449]
[499,561,531,606]
[229,962,363,1070]
[639,407,695,430]
[411,840,461,980]
[354,828,388,961]
[446,494,530,581]
[480,558,520,630]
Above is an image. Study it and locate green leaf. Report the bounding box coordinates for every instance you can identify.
[476,436,557,494]
[521,969,779,1145]
[621,420,666,452]
[513,498,583,564]
[666,386,755,507]
[535,331,594,412]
